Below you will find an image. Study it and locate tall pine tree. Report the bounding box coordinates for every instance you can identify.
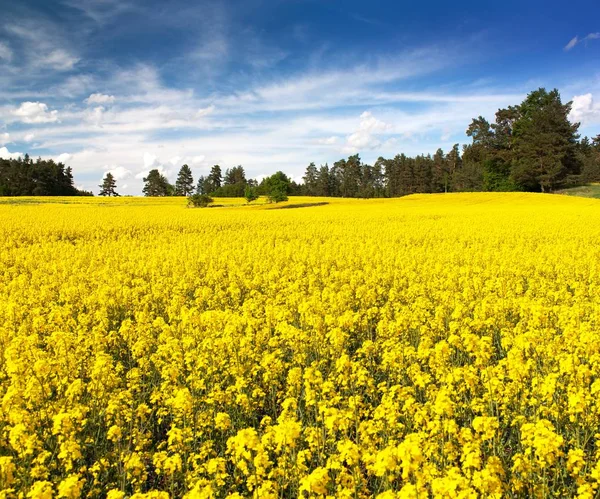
[175,164,194,196]
[99,172,119,196]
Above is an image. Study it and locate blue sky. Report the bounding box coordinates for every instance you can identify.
[0,0,599,194]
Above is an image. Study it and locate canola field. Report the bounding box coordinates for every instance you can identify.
[1,193,600,498]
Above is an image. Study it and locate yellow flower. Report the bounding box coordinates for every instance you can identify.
[215,412,231,431]
[299,467,329,495]
[472,416,499,441]
[57,474,85,498]
[0,456,16,487]
[26,481,53,499]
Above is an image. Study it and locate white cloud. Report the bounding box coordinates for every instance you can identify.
[85,93,116,105]
[62,0,132,24]
[56,153,72,164]
[345,131,382,152]
[135,153,174,180]
[24,133,36,142]
[565,36,579,51]
[0,147,23,160]
[358,111,392,133]
[168,155,206,167]
[4,20,79,72]
[343,111,393,153]
[169,156,182,166]
[56,75,96,97]
[0,133,10,146]
[565,33,600,51]
[143,152,160,169]
[104,165,132,180]
[0,41,12,61]
[12,102,59,123]
[135,165,168,180]
[441,129,452,141]
[45,49,79,70]
[85,106,106,126]
[194,38,228,62]
[318,136,338,145]
[569,93,600,124]
[197,105,215,117]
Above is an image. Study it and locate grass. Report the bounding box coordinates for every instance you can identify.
[556,183,600,199]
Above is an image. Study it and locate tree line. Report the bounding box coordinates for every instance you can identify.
[300,88,599,197]
[124,87,600,199]
[133,164,297,202]
[3,87,599,198]
[0,154,93,196]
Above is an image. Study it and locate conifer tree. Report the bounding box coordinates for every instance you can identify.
[175,164,194,196]
[142,169,170,196]
[99,172,119,196]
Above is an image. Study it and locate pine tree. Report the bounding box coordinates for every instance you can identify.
[175,164,194,196]
[142,169,170,196]
[224,166,246,185]
[303,162,319,195]
[206,165,222,192]
[511,88,581,192]
[99,172,119,196]
[196,175,207,194]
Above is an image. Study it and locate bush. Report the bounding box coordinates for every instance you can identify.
[268,187,288,203]
[244,186,259,203]
[187,194,214,208]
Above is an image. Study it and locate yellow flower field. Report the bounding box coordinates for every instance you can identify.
[1,193,600,498]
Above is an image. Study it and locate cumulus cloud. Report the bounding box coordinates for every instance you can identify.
[170,155,206,166]
[85,106,106,126]
[0,133,10,146]
[569,93,600,124]
[12,102,59,123]
[104,165,132,180]
[0,41,12,61]
[24,133,36,142]
[135,153,172,180]
[56,153,72,164]
[85,93,116,105]
[135,166,168,180]
[358,111,392,133]
[344,111,393,153]
[565,33,600,51]
[345,131,382,151]
[0,147,23,160]
[143,152,160,169]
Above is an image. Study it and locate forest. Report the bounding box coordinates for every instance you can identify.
[0,155,93,196]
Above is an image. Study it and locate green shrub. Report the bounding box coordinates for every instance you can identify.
[187,194,214,208]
